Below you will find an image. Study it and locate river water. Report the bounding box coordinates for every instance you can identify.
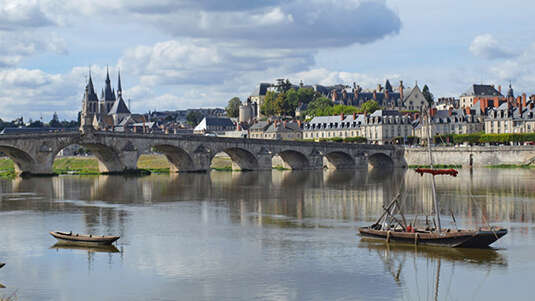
[0,168,533,300]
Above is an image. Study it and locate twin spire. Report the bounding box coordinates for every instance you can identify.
[85,66,123,102]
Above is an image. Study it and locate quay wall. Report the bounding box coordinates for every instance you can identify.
[403,146,535,167]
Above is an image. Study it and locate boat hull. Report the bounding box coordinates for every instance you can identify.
[50,231,120,246]
[358,227,507,248]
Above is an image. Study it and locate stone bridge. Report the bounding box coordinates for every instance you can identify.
[0,132,405,176]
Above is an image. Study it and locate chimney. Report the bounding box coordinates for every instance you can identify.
[340,113,344,120]
[237,123,241,131]
[498,85,502,94]
[430,108,437,117]
[399,80,404,100]
[448,107,452,116]
[373,90,377,100]
[465,106,471,115]
[297,120,302,128]
[352,112,356,120]
[523,93,527,107]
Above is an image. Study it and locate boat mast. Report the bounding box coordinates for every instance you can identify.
[425,106,442,233]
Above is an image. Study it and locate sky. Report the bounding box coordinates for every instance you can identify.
[0,0,534,121]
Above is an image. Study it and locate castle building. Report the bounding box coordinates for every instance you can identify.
[80,68,131,132]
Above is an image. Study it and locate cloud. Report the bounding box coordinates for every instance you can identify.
[119,39,313,86]
[75,0,401,49]
[489,42,535,90]
[469,34,515,59]
[0,0,56,30]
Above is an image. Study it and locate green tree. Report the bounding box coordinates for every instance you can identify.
[49,112,61,128]
[297,87,315,104]
[306,96,333,116]
[360,100,380,114]
[422,85,434,106]
[28,119,44,128]
[283,89,299,116]
[260,91,278,116]
[186,111,204,127]
[226,97,241,118]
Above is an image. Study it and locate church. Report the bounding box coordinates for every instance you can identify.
[80,68,132,132]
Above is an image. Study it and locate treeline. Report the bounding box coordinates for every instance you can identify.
[433,132,535,144]
[0,112,79,130]
[260,83,381,118]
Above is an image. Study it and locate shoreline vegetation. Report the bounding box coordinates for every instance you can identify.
[0,154,532,178]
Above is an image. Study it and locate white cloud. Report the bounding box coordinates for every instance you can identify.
[490,42,535,91]
[469,34,515,60]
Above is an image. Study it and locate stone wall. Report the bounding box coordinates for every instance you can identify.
[404,146,535,167]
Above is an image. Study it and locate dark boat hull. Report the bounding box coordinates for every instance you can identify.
[50,231,120,246]
[359,227,507,248]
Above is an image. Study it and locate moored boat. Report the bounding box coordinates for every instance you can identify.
[358,107,508,248]
[359,226,507,248]
[0,263,4,269]
[50,231,120,246]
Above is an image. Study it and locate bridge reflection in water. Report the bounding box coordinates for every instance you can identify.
[1,168,535,229]
[0,168,534,300]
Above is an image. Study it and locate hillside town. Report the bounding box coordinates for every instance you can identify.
[3,74,535,145]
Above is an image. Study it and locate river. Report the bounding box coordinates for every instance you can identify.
[0,168,533,300]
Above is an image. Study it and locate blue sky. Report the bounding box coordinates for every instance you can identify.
[0,0,534,121]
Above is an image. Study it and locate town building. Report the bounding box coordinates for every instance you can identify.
[303,113,365,140]
[193,117,235,135]
[460,84,503,109]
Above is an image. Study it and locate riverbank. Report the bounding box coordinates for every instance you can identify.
[0,154,245,178]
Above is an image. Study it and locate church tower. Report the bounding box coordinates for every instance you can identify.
[101,66,116,114]
[80,71,99,132]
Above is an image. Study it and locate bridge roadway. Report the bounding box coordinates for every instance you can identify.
[0,131,405,176]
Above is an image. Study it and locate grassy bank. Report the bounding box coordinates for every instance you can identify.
[487,164,535,169]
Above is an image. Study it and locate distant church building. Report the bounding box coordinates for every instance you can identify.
[80,68,131,132]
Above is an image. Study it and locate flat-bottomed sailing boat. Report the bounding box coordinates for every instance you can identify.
[359,107,507,248]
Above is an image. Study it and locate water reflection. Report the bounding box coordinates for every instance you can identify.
[50,243,120,254]
[0,168,534,300]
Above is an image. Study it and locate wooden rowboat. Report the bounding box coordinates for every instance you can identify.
[359,226,507,248]
[50,231,120,246]
[0,263,4,269]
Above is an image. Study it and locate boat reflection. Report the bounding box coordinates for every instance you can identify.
[359,238,507,267]
[50,243,120,253]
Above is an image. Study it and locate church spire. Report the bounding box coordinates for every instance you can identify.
[103,65,115,101]
[117,69,122,97]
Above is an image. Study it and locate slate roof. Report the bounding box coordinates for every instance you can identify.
[461,84,503,97]
[249,120,271,131]
[265,122,301,133]
[250,83,271,97]
[108,96,131,115]
[83,75,99,102]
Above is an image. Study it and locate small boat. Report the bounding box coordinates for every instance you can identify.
[50,231,120,246]
[359,107,508,248]
[0,263,4,269]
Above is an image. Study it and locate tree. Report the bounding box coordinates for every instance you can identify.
[422,85,434,106]
[226,97,241,118]
[260,91,278,116]
[49,112,61,128]
[297,87,315,104]
[306,96,333,116]
[186,111,204,127]
[28,119,44,128]
[283,89,299,116]
[360,100,380,114]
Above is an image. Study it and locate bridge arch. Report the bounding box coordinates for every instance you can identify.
[0,145,36,175]
[367,152,394,169]
[324,151,356,169]
[277,150,310,170]
[213,147,259,171]
[152,144,195,172]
